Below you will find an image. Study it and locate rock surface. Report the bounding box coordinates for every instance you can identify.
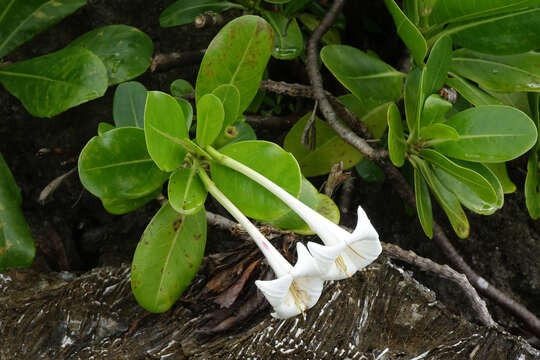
[1,258,538,359]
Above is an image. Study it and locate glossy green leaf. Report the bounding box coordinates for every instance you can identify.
[451,50,540,93]
[445,7,540,55]
[101,187,161,215]
[338,94,389,139]
[170,79,194,97]
[264,11,303,60]
[168,167,207,215]
[485,91,533,116]
[387,103,406,167]
[420,123,459,141]
[266,178,339,234]
[212,84,240,129]
[283,113,363,176]
[414,167,433,238]
[131,203,206,313]
[433,105,537,163]
[403,0,419,24]
[484,163,516,194]
[429,0,539,26]
[68,25,153,85]
[321,45,404,107]
[211,140,302,220]
[196,15,273,113]
[113,81,147,128]
[159,0,243,27]
[455,160,504,209]
[284,0,313,17]
[355,158,385,182]
[445,75,503,107]
[97,122,115,135]
[78,127,169,199]
[0,153,35,271]
[0,46,107,118]
[526,150,540,219]
[296,13,341,45]
[419,148,497,203]
[432,166,498,215]
[0,0,86,58]
[414,156,469,238]
[383,0,427,65]
[424,35,452,95]
[196,93,224,148]
[176,97,193,130]
[145,91,189,172]
[421,94,452,127]
[404,67,425,140]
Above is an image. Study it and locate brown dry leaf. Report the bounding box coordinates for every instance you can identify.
[214,259,261,308]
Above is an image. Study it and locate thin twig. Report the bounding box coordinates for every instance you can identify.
[383,243,495,327]
[38,168,76,204]
[244,114,296,129]
[206,210,494,327]
[151,49,206,72]
[304,0,540,337]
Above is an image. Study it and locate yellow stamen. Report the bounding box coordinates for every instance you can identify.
[290,282,305,314]
[335,255,351,277]
[347,244,368,260]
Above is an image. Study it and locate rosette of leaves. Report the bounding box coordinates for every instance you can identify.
[78,16,340,313]
[382,0,540,221]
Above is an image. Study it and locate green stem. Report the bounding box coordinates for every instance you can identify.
[196,163,291,277]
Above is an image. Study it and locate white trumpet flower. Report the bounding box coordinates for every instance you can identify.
[207,147,382,280]
[197,167,324,319]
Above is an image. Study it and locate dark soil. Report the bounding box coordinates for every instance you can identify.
[1,0,539,351]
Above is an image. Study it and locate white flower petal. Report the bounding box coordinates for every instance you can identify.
[255,275,293,308]
[290,242,320,278]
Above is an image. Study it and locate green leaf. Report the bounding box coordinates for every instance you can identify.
[0,46,107,118]
[451,50,540,93]
[321,45,404,107]
[168,167,207,215]
[296,13,341,45]
[455,160,504,209]
[144,91,189,172]
[445,75,503,107]
[211,84,240,129]
[420,123,459,141]
[113,81,147,128]
[432,166,499,215]
[196,93,224,148]
[429,0,539,26]
[383,0,427,65]
[78,127,169,199]
[101,187,161,215]
[338,94,389,139]
[97,122,115,135]
[283,113,363,176]
[419,148,497,203]
[442,7,540,55]
[433,105,537,163]
[414,156,469,238]
[211,140,302,220]
[387,103,406,167]
[159,0,243,27]
[424,35,452,95]
[355,158,385,182]
[68,25,153,85]
[404,67,425,140]
[284,0,313,17]
[176,97,194,130]
[0,0,86,58]
[421,94,453,127]
[484,162,516,194]
[264,11,303,60]
[526,150,540,219]
[131,203,206,313]
[170,79,194,97]
[195,15,273,113]
[414,167,433,238]
[0,153,35,271]
[266,177,340,234]
[265,0,291,3]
